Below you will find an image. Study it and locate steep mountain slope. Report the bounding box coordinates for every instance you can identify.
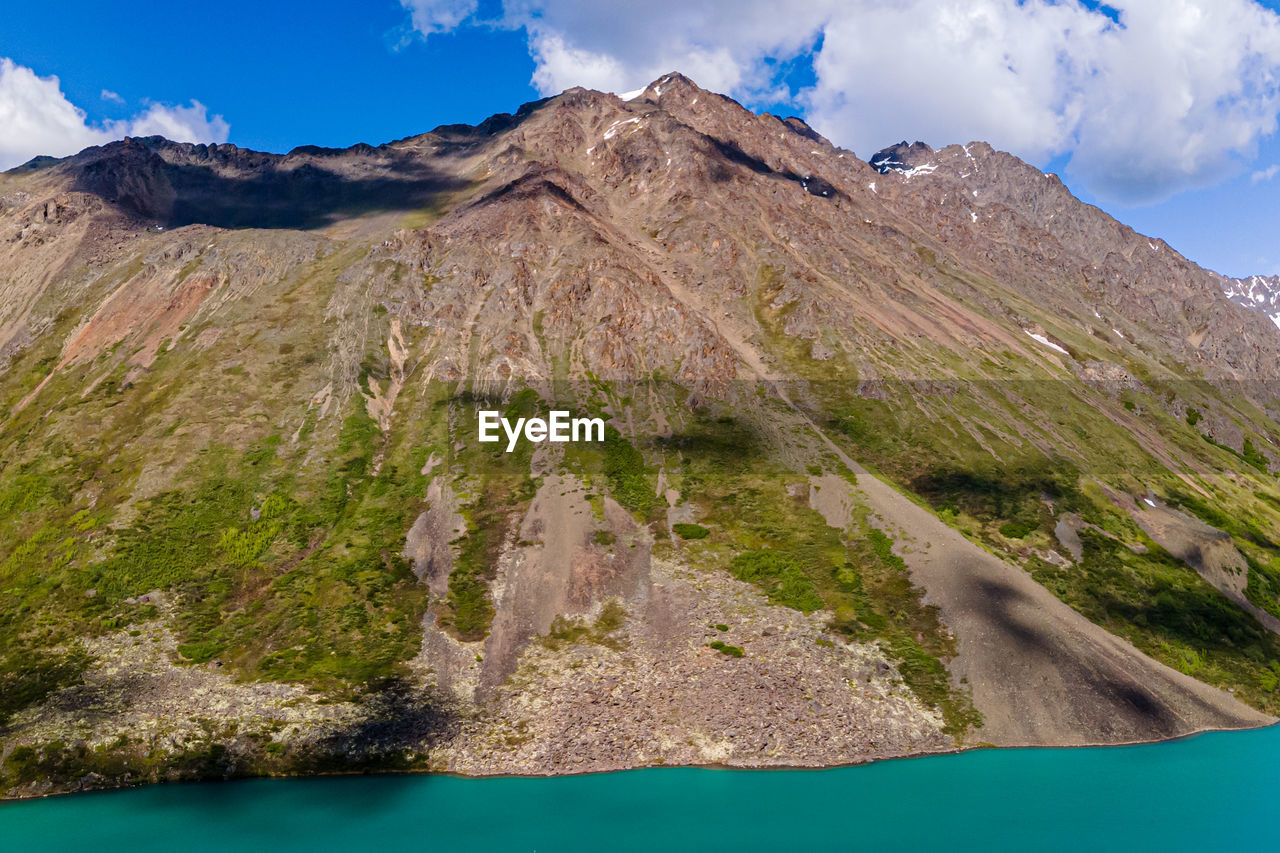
[2,74,1280,797]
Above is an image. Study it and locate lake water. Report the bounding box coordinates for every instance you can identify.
[3,725,1275,852]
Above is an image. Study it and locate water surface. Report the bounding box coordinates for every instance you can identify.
[3,726,1275,852]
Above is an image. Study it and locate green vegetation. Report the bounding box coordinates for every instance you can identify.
[601,425,656,516]
[707,640,744,658]
[0,648,89,729]
[909,457,1081,542]
[1243,437,1270,474]
[819,379,1280,713]
[672,522,710,540]
[0,359,444,698]
[441,392,541,640]
[998,520,1037,539]
[1202,433,1273,475]
[730,550,824,612]
[541,599,628,650]
[657,411,981,736]
[1030,530,1280,709]
[1245,555,1280,621]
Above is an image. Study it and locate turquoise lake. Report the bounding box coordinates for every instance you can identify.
[3,725,1276,852]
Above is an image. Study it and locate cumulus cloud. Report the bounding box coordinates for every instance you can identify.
[403,0,1280,205]
[128,101,229,144]
[504,0,832,99]
[0,58,229,171]
[400,0,480,37]
[1252,164,1280,183]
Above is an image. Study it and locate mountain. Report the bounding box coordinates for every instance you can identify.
[1219,273,1280,330]
[3,73,1280,798]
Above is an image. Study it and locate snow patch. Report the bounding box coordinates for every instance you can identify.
[602,117,641,140]
[900,163,937,179]
[1025,330,1070,355]
[868,181,877,194]
[1143,498,1157,508]
[616,88,645,101]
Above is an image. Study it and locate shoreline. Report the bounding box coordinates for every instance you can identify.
[4,716,1274,804]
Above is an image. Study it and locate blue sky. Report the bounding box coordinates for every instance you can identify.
[2,1,539,153]
[3,0,1279,279]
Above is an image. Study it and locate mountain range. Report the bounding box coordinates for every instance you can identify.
[3,73,1280,798]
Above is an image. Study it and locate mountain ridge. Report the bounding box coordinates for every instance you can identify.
[3,72,1280,798]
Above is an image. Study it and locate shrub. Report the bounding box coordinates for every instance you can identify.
[602,427,656,514]
[999,520,1037,539]
[729,550,823,612]
[707,641,744,658]
[672,522,710,540]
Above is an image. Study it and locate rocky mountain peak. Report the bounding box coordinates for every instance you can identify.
[870,140,935,174]
[1220,273,1280,330]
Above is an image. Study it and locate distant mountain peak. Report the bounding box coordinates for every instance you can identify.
[1220,273,1280,330]
[870,140,934,174]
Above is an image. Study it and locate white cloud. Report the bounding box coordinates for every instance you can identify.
[0,58,229,171]
[404,0,1280,205]
[100,89,124,104]
[1251,164,1279,182]
[0,59,115,169]
[128,101,229,144]
[501,0,833,99]
[400,0,480,37]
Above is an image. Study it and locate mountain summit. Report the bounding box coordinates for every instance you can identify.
[2,74,1279,798]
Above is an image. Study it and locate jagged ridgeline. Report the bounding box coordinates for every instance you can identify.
[2,73,1280,797]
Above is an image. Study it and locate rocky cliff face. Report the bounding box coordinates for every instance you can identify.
[2,73,1280,798]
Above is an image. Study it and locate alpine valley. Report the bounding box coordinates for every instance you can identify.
[4,74,1280,799]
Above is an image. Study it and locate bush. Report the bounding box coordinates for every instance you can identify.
[672,522,710,540]
[707,641,744,658]
[729,550,823,612]
[999,520,1037,539]
[602,427,656,515]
